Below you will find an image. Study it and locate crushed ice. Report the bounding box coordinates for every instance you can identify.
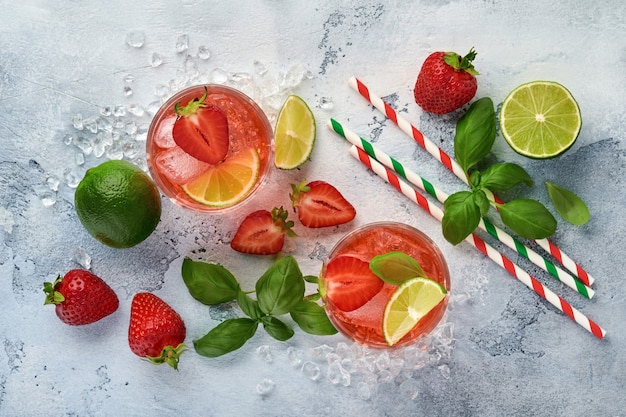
[48,31,458,400]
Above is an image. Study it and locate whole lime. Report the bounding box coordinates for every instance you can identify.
[75,160,162,248]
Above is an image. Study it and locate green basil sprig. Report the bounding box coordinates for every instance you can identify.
[442,97,557,245]
[182,256,337,358]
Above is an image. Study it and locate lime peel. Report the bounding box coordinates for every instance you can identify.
[499,80,581,159]
[382,277,447,346]
[274,95,316,170]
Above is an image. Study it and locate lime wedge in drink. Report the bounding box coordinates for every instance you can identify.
[182,147,260,207]
[382,277,447,346]
[499,81,582,159]
[274,95,316,170]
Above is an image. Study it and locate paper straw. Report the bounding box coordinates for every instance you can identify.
[348,76,595,287]
[348,145,605,339]
[328,119,594,299]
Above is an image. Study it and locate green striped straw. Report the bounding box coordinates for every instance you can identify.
[328,118,594,299]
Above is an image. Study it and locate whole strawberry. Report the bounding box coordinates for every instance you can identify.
[128,292,187,370]
[43,269,119,325]
[413,48,479,114]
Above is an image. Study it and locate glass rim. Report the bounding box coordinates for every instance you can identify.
[145,83,274,214]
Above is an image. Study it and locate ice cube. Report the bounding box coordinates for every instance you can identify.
[154,147,209,185]
[152,116,176,148]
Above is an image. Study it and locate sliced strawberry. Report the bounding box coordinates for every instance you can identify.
[230,207,297,255]
[172,88,229,164]
[290,180,356,228]
[321,255,384,312]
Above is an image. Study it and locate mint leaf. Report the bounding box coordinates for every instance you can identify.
[499,199,557,239]
[261,316,294,341]
[369,251,425,285]
[545,181,590,226]
[181,258,240,305]
[442,191,481,245]
[454,97,496,173]
[194,318,258,358]
[480,163,533,192]
[256,256,305,315]
[236,291,264,320]
[290,300,337,336]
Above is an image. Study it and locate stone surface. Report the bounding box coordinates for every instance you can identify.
[1,1,625,416]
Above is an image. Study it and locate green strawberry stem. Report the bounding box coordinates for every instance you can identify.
[271,206,298,238]
[146,343,187,370]
[443,47,479,76]
[43,276,65,305]
[174,87,208,117]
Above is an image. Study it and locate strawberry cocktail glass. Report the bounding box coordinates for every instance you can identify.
[319,222,450,348]
[146,84,273,213]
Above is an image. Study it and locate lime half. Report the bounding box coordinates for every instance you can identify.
[499,81,582,159]
[274,95,316,170]
[182,147,260,207]
[382,277,447,346]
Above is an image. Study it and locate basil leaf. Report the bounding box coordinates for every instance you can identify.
[261,316,294,341]
[472,189,491,217]
[290,299,338,336]
[236,291,264,320]
[499,199,557,239]
[481,163,533,192]
[454,97,496,173]
[181,258,240,305]
[256,256,305,315]
[442,191,482,245]
[369,251,425,285]
[545,181,590,226]
[194,318,258,358]
[469,170,481,189]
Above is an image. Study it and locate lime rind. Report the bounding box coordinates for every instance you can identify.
[382,277,447,347]
[274,95,316,170]
[499,81,581,159]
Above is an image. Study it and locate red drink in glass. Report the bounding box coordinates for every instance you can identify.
[320,222,450,348]
[146,84,273,213]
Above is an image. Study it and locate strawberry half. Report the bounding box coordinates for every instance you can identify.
[43,269,119,326]
[290,180,356,228]
[413,48,479,114]
[128,292,187,370]
[320,255,384,312]
[230,206,297,255]
[172,87,229,164]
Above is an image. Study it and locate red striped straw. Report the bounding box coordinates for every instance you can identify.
[349,145,605,339]
[348,76,595,287]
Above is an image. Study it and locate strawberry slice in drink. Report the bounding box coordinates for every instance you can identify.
[320,255,384,312]
[172,87,230,164]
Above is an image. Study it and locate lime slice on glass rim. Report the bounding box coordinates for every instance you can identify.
[182,147,260,207]
[499,81,582,159]
[273,95,316,170]
[382,277,447,347]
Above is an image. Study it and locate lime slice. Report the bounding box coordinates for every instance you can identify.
[382,277,447,346]
[274,95,316,169]
[182,147,260,207]
[499,81,582,159]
